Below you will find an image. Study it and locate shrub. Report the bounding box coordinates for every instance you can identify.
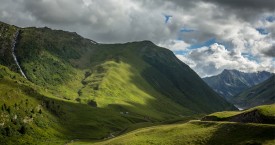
[88,100,97,107]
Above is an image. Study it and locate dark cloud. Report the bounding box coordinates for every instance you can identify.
[204,0,275,22]
[204,0,275,11]
[263,45,275,57]
[22,0,88,24]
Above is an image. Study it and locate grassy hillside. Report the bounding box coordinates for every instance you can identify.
[232,75,275,109]
[0,64,204,144]
[0,21,237,144]
[202,104,275,124]
[16,27,235,114]
[0,65,67,144]
[71,104,275,145]
[0,64,150,144]
[73,121,275,145]
[0,22,236,117]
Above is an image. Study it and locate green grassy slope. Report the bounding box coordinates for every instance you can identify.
[18,29,235,113]
[3,23,236,116]
[232,75,275,109]
[0,65,142,144]
[75,104,275,145]
[0,65,66,144]
[0,21,237,143]
[202,104,275,124]
[74,121,275,145]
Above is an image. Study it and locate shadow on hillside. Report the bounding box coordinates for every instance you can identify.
[205,122,275,145]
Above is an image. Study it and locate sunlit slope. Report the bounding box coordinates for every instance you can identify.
[0,21,238,144]
[86,121,275,145]
[7,25,236,115]
[202,104,275,124]
[71,104,275,145]
[0,65,66,144]
[0,65,135,144]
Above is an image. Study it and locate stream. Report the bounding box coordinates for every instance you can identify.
[11,30,27,79]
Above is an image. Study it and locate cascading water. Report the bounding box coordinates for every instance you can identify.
[11,30,27,79]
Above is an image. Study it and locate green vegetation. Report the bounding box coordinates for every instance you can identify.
[202,104,275,124]
[0,65,66,144]
[3,21,264,145]
[257,104,275,117]
[14,26,236,115]
[0,65,148,144]
[0,22,19,71]
[72,121,275,145]
[70,104,275,145]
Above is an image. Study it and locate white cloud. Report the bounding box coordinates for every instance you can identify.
[176,43,275,77]
[159,40,190,51]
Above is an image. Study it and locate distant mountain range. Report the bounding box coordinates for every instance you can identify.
[203,69,273,100]
[232,75,275,109]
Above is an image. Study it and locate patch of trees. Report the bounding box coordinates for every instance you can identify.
[0,100,38,137]
[41,99,64,117]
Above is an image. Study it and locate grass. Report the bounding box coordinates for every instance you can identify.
[15,27,236,115]
[0,64,200,144]
[205,104,275,120]
[71,121,275,145]
[0,22,248,144]
[257,104,275,116]
[1,64,274,145]
[0,66,67,145]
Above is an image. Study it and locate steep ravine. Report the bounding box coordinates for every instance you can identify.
[11,30,27,79]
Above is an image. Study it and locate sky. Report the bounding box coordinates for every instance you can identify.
[0,0,274,77]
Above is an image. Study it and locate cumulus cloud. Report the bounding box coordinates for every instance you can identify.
[177,43,275,77]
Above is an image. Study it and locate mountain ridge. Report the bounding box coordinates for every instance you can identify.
[203,69,273,100]
[232,75,275,109]
[0,21,236,143]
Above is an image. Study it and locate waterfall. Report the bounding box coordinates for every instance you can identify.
[11,30,27,79]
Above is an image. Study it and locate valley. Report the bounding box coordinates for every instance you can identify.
[71,104,275,145]
[0,21,274,145]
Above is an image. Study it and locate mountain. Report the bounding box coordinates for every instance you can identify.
[0,21,236,143]
[203,69,273,100]
[231,75,275,109]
